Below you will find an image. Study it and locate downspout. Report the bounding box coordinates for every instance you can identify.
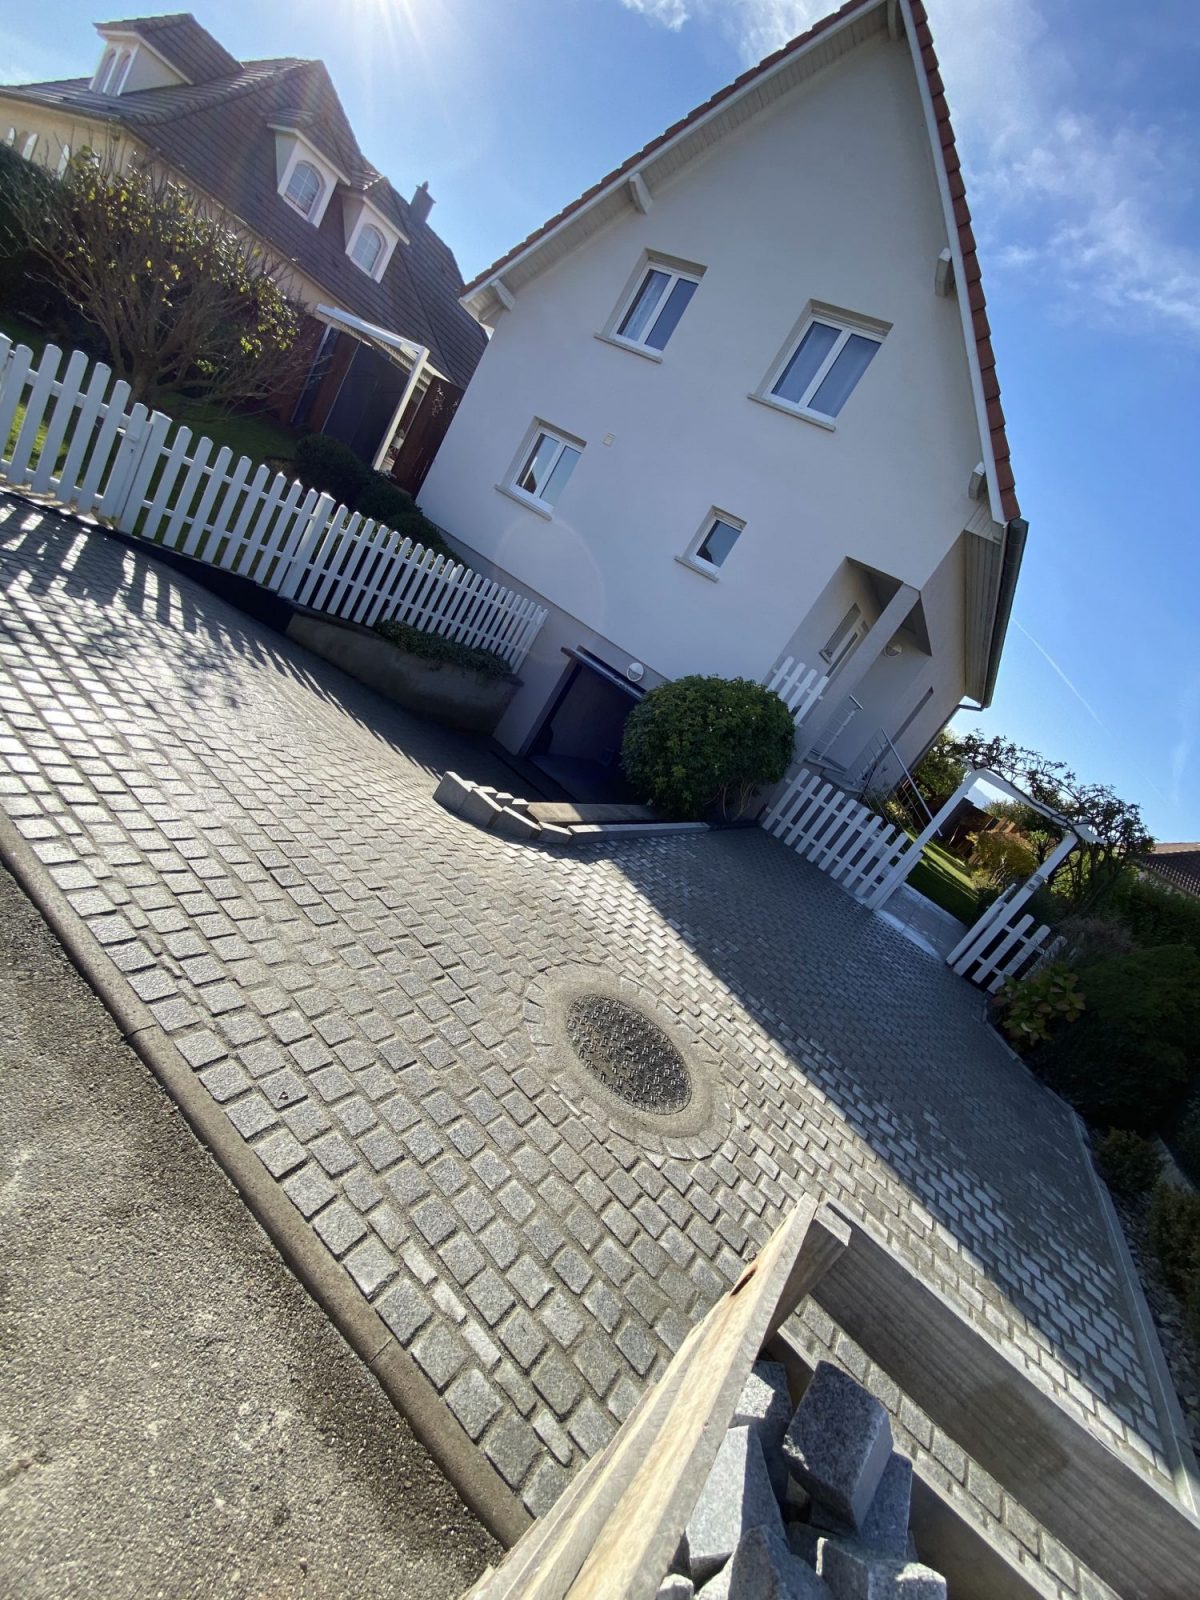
[980,517,1028,708]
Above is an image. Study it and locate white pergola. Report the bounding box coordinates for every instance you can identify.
[867,765,1095,915]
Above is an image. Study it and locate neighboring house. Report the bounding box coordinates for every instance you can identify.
[1143,845,1200,900]
[420,0,1026,801]
[0,12,487,488]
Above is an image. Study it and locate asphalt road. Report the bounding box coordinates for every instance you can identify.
[0,861,499,1600]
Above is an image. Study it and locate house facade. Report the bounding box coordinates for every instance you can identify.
[420,0,1025,800]
[0,13,487,487]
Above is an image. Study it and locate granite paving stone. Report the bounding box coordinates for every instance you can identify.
[0,504,1176,1532]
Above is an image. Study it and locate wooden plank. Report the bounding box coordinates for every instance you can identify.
[54,358,112,504]
[464,1201,848,1600]
[32,347,88,495]
[6,344,59,483]
[812,1217,1200,1600]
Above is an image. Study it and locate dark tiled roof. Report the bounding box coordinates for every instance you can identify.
[463,0,1018,520]
[2,43,487,388]
[98,13,241,83]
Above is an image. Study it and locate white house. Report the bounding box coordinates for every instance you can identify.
[420,0,1025,801]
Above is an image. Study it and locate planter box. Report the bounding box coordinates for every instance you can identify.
[287,612,519,735]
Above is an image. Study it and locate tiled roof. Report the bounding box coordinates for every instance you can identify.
[463,0,1018,521]
[97,13,241,83]
[1,43,487,388]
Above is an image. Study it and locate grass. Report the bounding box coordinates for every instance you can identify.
[907,838,984,923]
[1,310,301,477]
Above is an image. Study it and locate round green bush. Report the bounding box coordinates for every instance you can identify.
[1095,1128,1161,1197]
[357,477,415,527]
[621,675,795,821]
[294,433,371,508]
[1032,944,1200,1133]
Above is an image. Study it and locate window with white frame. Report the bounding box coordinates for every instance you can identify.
[767,313,883,420]
[284,160,323,219]
[351,223,386,276]
[511,426,582,510]
[612,259,701,353]
[682,509,744,575]
[92,47,116,91]
[819,604,867,673]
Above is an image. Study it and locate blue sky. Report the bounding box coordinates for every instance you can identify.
[3,0,1199,840]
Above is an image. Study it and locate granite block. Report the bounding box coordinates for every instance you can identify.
[782,1363,892,1530]
[687,1426,783,1584]
[699,1526,832,1599]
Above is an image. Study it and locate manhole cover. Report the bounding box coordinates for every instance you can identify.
[565,995,692,1114]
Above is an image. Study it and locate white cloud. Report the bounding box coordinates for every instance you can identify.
[617,0,1200,340]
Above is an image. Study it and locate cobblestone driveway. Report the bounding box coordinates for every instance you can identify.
[0,501,1174,1524]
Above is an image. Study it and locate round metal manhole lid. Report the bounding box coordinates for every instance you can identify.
[565,994,692,1114]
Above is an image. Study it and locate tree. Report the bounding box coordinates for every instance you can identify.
[0,148,306,410]
[911,731,966,807]
[946,730,1153,911]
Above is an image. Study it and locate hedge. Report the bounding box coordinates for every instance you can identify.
[374,618,510,679]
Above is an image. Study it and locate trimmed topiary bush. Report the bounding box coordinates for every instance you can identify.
[294,433,371,507]
[388,509,455,562]
[621,675,795,821]
[374,618,510,678]
[1031,945,1200,1133]
[1095,1128,1161,1197]
[357,477,415,526]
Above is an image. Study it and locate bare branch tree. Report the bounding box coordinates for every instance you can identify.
[0,147,310,412]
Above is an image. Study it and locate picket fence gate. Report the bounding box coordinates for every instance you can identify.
[0,337,547,671]
[761,765,918,903]
[764,654,828,725]
[946,884,1062,993]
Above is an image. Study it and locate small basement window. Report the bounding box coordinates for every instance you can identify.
[766,312,884,423]
[511,425,583,510]
[679,509,745,579]
[612,260,701,353]
[284,160,323,219]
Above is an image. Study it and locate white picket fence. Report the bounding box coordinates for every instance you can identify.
[0,337,547,670]
[764,654,828,726]
[946,884,1061,992]
[761,765,918,902]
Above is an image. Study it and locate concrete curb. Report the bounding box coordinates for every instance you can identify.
[1068,1107,1200,1515]
[0,810,533,1551]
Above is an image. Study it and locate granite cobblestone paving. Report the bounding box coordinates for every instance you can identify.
[0,503,1175,1529]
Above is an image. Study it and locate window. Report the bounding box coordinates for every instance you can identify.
[93,48,115,91]
[679,508,745,579]
[613,261,700,352]
[351,223,385,276]
[512,427,582,510]
[21,133,38,161]
[768,314,883,420]
[820,604,866,673]
[109,49,134,94]
[56,144,71,177]
[284,160,323,218]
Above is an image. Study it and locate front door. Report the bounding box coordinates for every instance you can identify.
[527,651,643,803]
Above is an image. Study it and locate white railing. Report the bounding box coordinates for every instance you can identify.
[761,765,917,902]
[0,338,547,670]
[765,654,828,725]
[946,884,1061,992]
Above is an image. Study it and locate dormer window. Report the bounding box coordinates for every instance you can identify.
[90,30,186,96]
[342,197,404,281]
[351,224,385,276]
[284,160,323,219]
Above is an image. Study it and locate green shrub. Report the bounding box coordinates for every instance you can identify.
[997,963,1084,1048]
[1167,1092,1200,1188]
[621,675,795,821]
[294,434,371,507]
[1095,1128,1161,1197]
[1148,1181,1200,1290]
[388,509,455,562]
[1032,945,1200,1133]
[1112,871,1200,958]
[1059,914,1135,971]
[357,477,415,526]
[374,618,509,679]
[970,829,1038,889]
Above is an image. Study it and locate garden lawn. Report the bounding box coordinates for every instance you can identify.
[907,838,982,923]
[1,313,300,477]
